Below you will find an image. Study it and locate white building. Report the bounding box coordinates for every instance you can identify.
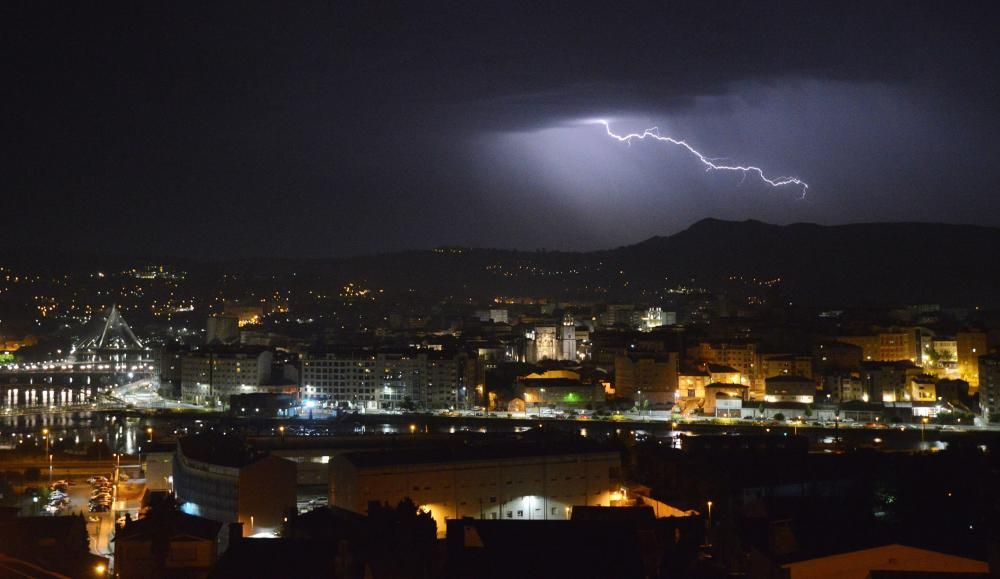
[640,307,676,331]
[180,347,274,407]
[301,349,470,410]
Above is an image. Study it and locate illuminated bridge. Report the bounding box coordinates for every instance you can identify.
[1,305,154,409]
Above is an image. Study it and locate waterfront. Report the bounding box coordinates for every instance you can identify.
[2,407,995,455]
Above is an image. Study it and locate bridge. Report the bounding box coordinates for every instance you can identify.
[1,305,154,410]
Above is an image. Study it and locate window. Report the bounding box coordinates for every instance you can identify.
[506,511,512,519]
[551,507,557,516]
[489,496,497,503]
[517,510,523,518]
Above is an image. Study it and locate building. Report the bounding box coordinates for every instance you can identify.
[762,354,813,380]
[979,354,1000,423]
[957,330,987,387]
[764,375,815,404]
[144,447,175,492]
[475,308,508,324]
[173,435,296,537]
[114,510,224,579]
[706,363,742,386]
[158,343,185,399]
[908,374,937,402]
[677,369,711,401]
[614,352,679,404]
[820,373,865,403]
[781,544,988,579]
[180,347,288,408]
[639,307,676,331]
[425,352,468,409]
[222,305,263,327]
[814,341,863,372]
[528,326,558,362]
[206,315,240,345]
[862,360,921,403]
[688,341,760,397]
[714,392,743,417]
[300,349,377,408]
[329,441,623,537]
[702,383,748,415]
[600,304,636,328]
[560,314,577,360]
[300,349,472,410]
[517,369,605,411]
[840,329,922,363]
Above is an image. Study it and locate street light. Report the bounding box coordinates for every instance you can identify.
[707,500,714,545]
[146,427,153,442]
[921,417,928,444]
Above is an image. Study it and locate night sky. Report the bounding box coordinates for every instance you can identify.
[4,1,999,258]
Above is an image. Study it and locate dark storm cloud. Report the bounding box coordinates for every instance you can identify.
[3,1,998,257]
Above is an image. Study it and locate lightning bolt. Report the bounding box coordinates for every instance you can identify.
[597,120,808,198]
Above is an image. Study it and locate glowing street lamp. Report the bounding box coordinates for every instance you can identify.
[146,427,153,442]
[706,500,714,546]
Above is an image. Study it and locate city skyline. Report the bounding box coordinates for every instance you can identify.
[5,4,1000,578]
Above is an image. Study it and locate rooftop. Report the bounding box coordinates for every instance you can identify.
[116,510,222,542]
[177,433,266,468]
[341,437,616,469]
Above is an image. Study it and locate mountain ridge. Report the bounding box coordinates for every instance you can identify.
[5,219,999,308]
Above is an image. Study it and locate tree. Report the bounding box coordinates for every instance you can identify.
[773,413,786,421]
[804,405,813,419]
[364,498,437,578]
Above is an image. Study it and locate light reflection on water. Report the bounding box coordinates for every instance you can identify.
[0,412,970,455]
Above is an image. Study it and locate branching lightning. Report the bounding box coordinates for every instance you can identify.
[596,120,808,197]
